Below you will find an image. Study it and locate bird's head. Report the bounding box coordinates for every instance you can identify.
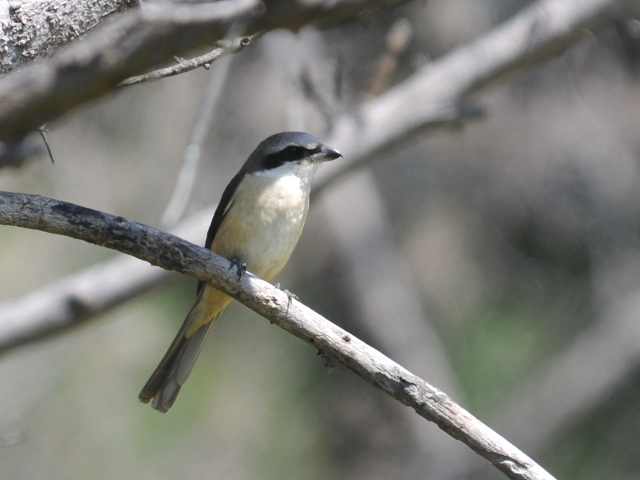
[243,132,342,176]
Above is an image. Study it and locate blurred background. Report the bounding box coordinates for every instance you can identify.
[2,0,640,478]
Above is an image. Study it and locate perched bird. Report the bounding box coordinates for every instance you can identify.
[139,132,342,412]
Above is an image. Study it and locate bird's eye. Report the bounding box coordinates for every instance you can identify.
[285,146,305,158]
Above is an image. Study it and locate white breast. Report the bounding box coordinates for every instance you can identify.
[212,161,318,281]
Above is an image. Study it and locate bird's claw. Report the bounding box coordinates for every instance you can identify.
[283,289,299,303]
[284,289,298,316]
[275,284,298,315]
[229,259,247,281]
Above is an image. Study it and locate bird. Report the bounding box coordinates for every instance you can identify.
[139,132,342,412]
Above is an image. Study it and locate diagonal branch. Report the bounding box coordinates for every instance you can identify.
[118,34,261,87]
[0,189,555,480]
[316,0,625,190]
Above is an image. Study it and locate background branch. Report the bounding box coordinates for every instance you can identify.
[316,0,623,189]
[0,190,555,480]
[118,34,260,87]
[0,0,621,168]
[0,0,136,75]
[0,0,621,352]
[0,0,413,145]
[319,170,472,477]
[160,20,247,227]
[0,207,214,352]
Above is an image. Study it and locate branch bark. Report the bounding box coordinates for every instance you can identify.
[0,189,556,480]
[0,206,215,351]
[0,0,412,145]
[0,0,136,74]
[118,33,261,87]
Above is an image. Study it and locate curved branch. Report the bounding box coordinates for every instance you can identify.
[0,189,555,480]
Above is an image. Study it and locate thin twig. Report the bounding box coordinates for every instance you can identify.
[0,190,556,480]
[118,34,261,87]
[366,18,412,98]
[38,125,55,164]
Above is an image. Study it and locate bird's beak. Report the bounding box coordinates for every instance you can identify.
[317,145,342,162]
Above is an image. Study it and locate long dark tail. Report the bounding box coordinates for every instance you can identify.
[139,304,219,413]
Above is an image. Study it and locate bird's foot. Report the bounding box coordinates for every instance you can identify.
[284,290,299,304]
[275,284,299,303]
[229,258,247,281]
[275,284,298,315]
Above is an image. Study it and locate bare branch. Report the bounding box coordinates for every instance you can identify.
[366,18,412,98]
[0,189,556,480]
[0,207,214,351]
[118,34,260,87]
[0,0,413,144]
[316,0,624,189]
[0,0,136,74]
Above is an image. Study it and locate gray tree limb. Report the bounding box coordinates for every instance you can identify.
[0,0,136,74]
[0,189,556,480]
[118,34,261,87]
[0,0,413,146]
[0,206,215,351]
[315,0,626,189]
